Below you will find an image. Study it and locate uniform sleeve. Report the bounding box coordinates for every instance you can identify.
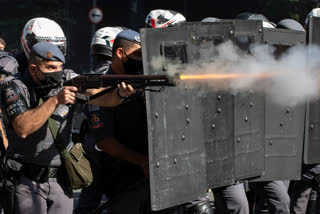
[63,68,79,80]
[1,81,28,120]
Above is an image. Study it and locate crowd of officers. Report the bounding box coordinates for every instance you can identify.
[0,7,320,214]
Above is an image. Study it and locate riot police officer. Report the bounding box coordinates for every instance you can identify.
[0,49,19,214]
[235,12,291,214]
[75,26,124,214]
[16,17,67,74]
[93,29,150,214]
[0,41,135,214]
[90,27,125,74]
[198,15,250,214]
[1,42,77,214]
[289,9,320,213]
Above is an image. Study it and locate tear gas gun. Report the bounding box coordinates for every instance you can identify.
[62,73,179,101]
[63,73,178,92]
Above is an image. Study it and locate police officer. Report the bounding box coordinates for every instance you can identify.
[240,14,295,214]
[0,41,135,214]
[197,15,250,214]
[0,42,77,214]
[289,10,320,213]
[75,26,124,214]
[90,27,125,74]
[16,17,67,74]
[93,29,150,214]
[0,49,19,214]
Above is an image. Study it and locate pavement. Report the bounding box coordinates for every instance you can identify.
[73,189,215,213]
[73,189,108,213]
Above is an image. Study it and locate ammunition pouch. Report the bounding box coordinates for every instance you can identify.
[61,143,93,190]
[0,159,19,188]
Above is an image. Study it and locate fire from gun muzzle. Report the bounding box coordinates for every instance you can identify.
[179,72,277,80]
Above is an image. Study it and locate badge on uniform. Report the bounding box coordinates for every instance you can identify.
[55,105,69,119]
[5,88,18,103]
[90,113,103,128]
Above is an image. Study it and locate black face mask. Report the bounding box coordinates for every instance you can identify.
[36,65,63,86]
[122,52,143,75]
[35,66,63,97]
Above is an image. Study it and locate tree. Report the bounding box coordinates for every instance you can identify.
[257,0,319,24]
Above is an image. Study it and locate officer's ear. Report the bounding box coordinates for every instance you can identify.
[29,64,37,76]
[115,48,125,61]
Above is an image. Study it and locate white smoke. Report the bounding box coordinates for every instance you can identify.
[151,41,320,106]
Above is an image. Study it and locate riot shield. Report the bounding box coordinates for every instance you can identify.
[253,28,306,181]
[222,20,265,181]
[178,22,236,188]
[304,16,320,164]
[179,20,266,183]
[141,23,236,210]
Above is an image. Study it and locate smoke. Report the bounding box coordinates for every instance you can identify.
[150,41,320,106]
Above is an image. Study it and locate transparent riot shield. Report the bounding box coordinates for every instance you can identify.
[141,23,236,211]
[304,16,320,164]
[253,28,306,181]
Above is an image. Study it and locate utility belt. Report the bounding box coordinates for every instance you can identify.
[21,164,60,183]
[5,159,61,183]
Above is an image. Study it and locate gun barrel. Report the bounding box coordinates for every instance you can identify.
[63,74,178,92]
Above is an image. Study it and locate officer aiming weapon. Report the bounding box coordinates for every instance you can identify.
[62,72,276,97]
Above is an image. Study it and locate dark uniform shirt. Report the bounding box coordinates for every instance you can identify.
[91,66,148,196]
[0,69,78,167]
[82,60,113,154]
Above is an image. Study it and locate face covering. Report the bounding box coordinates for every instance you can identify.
[35,65,63,97]
[122,52,143,75]
[36,65,63,86]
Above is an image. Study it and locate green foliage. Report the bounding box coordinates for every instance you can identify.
[258,0,319,24]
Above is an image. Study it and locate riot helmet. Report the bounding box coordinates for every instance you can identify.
[91,27,125,58]
[236,12,276,28]
[201,17,220,22]
[305,8,320,25]
[21,17,66,59]
[145,9,186,28]
[277,19,305,31]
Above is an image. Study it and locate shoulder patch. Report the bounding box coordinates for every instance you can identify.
[3,82,19,103]
[90,113,103,129]
[1,81,28,119]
